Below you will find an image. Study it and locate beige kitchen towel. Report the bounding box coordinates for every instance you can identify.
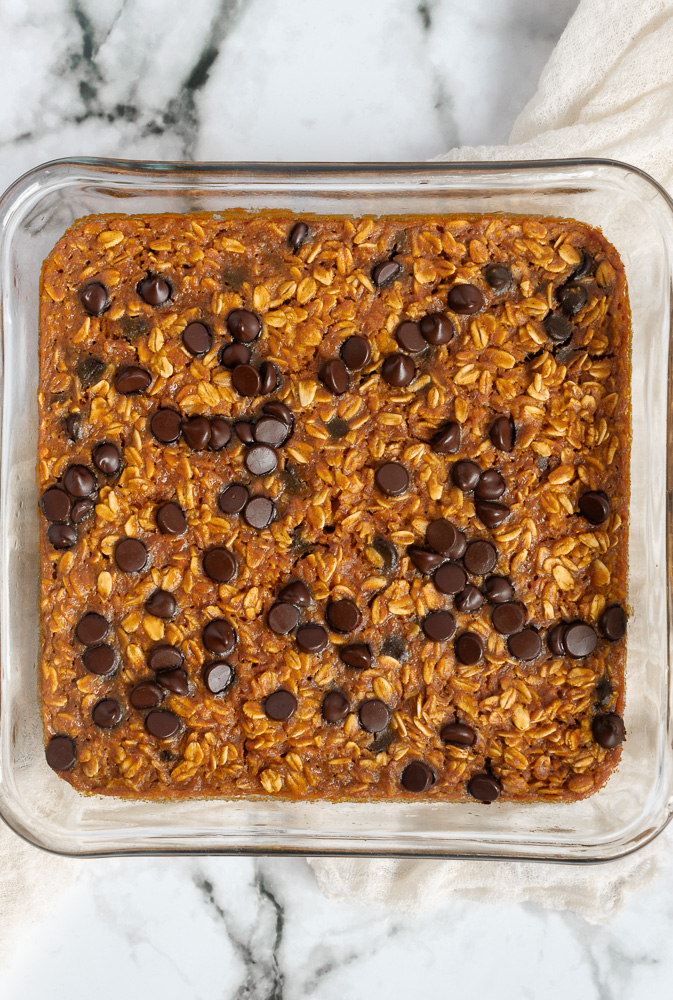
[309,0,673,922]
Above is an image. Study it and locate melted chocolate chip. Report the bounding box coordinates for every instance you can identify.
[204,661,235,695]
[455,583,484,613]
[115,365,151,394]
[380,637,406,661]
[544,312,573,345]
[359,699,390,732]
[226,309,261,343]
[203,547,237,583]
[265,690,297,720]
[372,260,402,288]
[76,612,109,646]
[579,490,610,524]
[322,690,350,724]
[63,464,96,497]
[93,442,121,476]
[371,536,399,572]
[433,562,467,596]
[220,343,251,368]
[592,712,625,749]
[422,610,456,642]
[441,722,476,746]
[92,698,122,729]
[289,222,309,251]
[243,495,276,529]
[202,618,237,655]
[326,417,349,439]
[408,545,445,574]
[490,415,515,452]
[401,761,435,792]
[507,628,542,661]
[76,356,107,387]
[426,518,466,559]
[232,364,261,397]
[151,409,182,443]
[419,313,454,345]
[475,500,510,528]
[130,682,164,709]
[482,576,514,604]
[468,773,501,802]
[47,523,77,549]
[41,487,71,522]
[45,735,77,771]
[145,589,177,619]
[268,602,300,634]
[147,645,184,671]
[464,540,497,576]
[431,421,461,454]
[326,599,362,633]
[209,417,232,450]
[64,413,81,440]
[483,264,512,291]
[395,321,426,353]
[254,416,289,447]
[558,282,587,317]
[145,710,180,739]
[278,580,311,606]
[452,460,481,491]
[245,444,278,476]
[599,605,626,641]
[82,644,117,676]
[475,469,506,501]
[296,623,328,653]
[182,321,212,356]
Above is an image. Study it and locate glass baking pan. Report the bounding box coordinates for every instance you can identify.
[0,157,671,860]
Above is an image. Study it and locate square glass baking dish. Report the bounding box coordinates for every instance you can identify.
[0,157,671,861]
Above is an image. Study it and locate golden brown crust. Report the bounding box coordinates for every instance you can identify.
[39,212,630,801]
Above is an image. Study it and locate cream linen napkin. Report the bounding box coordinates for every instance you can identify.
[309,0,673,922]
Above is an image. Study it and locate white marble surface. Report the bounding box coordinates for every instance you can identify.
[4,1,673,998]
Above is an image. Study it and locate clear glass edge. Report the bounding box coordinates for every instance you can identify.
[1,155,672,862]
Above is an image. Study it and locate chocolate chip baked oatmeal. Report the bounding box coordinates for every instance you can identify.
[39,212,630,802]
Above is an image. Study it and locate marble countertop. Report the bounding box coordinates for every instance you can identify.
[3,1,673,998]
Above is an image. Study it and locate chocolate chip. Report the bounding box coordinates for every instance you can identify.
[452,460,481,492]
[209,417,232,450]
[548,624,566,656]
[464,540,497,576]
[319,358,349,395]
[558,282,587,317]
[359,699,390,732]
[115,365,151,394]
[65,413,81,440]
[599,604,626,641]
[118,316,148,341]
[245,444,278,476]
[420,312,454,346]
[455,584,484,613]
[579,490,609,524]
[63,464,96,497]
[259,361,279,394]
[263,400,294,428]
[341,335,371,370]
[507,628,542,661]
[156,501,187,535]
[130,682,164,709]
[401,761,435,792]
[93,442,121,475]
[147,645,183,671]
[220,343,251,368]
[372,260,402,288]
[145,710,180,738]
[151,408,182,443]
[289,222,309,251]
[592,712,625,749]
[157,667,189,695]
[573,250,595,279]
[76,356,107,387]
[45,735,76,771]
[475,500,510,528]
[202,618,236,655]
[448,284,484,314]
[268,602,300,634]
[244,495,275,529]
[76,613,109,646]
[339,643,371,669]
[138,275,171,305]
[476,469,505,500]
[80,282,110,315]
[375,462,409,497]
[41,487,71,522]
[281,465,305,496]
[254,415,289,447]
[455,632,483,664]
[431,421,461,454]
[423,610,456,641]
[468,773,501,802]
[203,661,235,695]
[395,321,426,353]
[145,589,177,619]
[278,580,311,606]
[322,691,350,723]
[441,722,476,746]
[407,545,444,574]
[595,676,613,706]
[326,599,362,633]
[219,484,249,514]
[426,518,467,559]
[483,264,512,291]
[265,690,297,720]
[115,538,148,573]
[492,602,526,635]
[232,364,262,396]
[227,309,261,343]
[82,644,117,675]
[544,312,573,345]
[92,698,122,728]
[234,421,255,445]
[203,547,237,583]
[371,536,399,572]
[296,623,328,653]
[70,499,93,526]
[434,562,467,596]
[490,415,515,452]
[47,523,77,549]
[563,621,597,658]
[182,321,212,356]
[482,576,514,604]
[381,353,415,387]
